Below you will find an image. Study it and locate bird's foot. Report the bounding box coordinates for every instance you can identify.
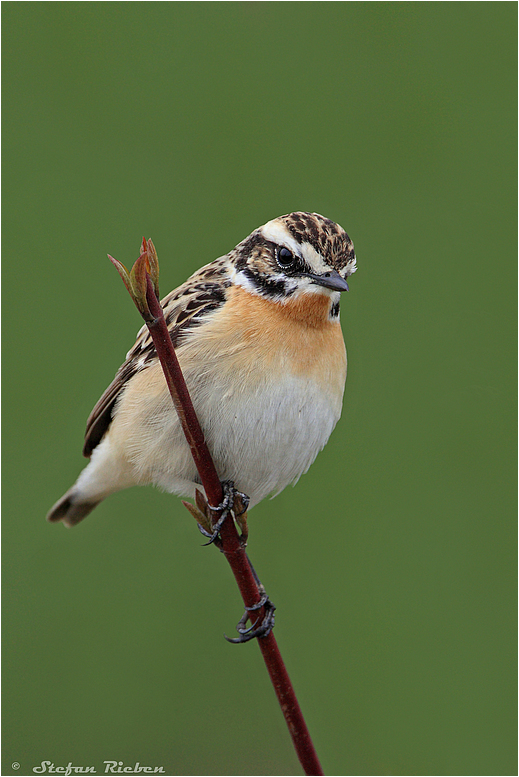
[189,481,250,547]
[224,592,276,643]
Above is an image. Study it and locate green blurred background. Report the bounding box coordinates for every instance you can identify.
[3,3,516,775]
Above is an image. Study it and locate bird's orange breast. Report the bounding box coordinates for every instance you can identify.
[187,285,347,392]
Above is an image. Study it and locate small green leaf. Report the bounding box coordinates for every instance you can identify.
[146,238,160,300]
[109,239,161,323]
[129,251,151,318]
[108,255,132,295]
[182,500,213,536]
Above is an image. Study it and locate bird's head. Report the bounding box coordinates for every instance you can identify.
[230,211,356,302]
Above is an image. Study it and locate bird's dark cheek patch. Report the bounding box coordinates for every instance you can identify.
[241,267,295,299]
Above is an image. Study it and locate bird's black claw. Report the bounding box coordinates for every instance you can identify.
[199,509,228,546]
[203,481,250,546]
[207,480,236,515]
[224,595,276,643]
[197,523,213,539]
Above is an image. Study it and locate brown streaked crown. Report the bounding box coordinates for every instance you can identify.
[279,212,356,274]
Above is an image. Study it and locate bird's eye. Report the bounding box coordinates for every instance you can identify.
[277,247,295,267]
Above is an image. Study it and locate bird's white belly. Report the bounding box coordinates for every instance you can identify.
[128,365,344,507]
[202,372,343,505]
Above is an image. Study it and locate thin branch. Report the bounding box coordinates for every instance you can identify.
[111,239,324,776]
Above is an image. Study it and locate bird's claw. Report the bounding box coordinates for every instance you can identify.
[224,594,276,643]
[198,511,227,547]
[208,480,249,516]
[199,481,249,546]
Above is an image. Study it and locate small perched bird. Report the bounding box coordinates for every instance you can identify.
[47,212,356,527]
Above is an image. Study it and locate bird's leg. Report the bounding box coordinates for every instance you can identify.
[192,481,249,546]
[203,481,234,544]
[184,485,274,642]
[225,587,276,643]
[224,554,276,643]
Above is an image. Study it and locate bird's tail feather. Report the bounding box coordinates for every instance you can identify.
[46,488,101,527]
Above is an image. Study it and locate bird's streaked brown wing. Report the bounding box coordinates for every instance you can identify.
[83,258,230,457]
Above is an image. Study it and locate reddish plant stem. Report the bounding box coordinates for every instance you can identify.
[144,275,222,507]
[139,270,323,776]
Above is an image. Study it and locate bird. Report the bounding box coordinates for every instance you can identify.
[47,212,357,528]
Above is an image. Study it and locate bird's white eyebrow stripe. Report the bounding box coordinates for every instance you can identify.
[260,220,304,257]
[261,219,333,275]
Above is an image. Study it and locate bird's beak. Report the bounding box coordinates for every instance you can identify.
[305,269,349,292]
